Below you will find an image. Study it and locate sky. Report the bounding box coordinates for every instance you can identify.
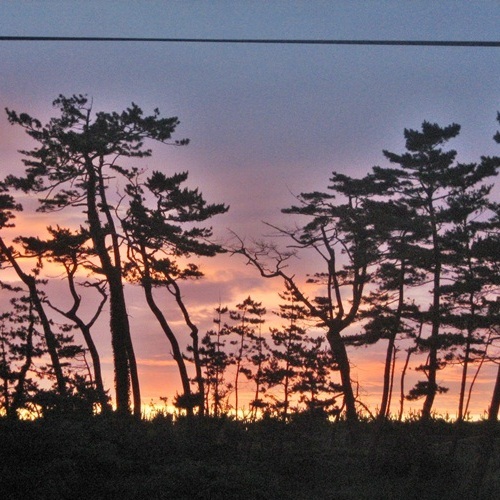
[0,1,499,417]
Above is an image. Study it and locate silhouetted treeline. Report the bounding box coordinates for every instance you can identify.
[0,96,499,427]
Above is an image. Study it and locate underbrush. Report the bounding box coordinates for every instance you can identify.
[0,414,498,499]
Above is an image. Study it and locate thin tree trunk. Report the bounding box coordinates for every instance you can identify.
[380,259,406,420]
[251,335,263,422]
[46,276,110,412]
[399,321,423,421]
[124,320,141,418]
[386,347,397,418]
[457,331,472,421]
[457,245,478,421]
[234,332,244,420]
[379,336,396,420]
[283,354,291,421]
[399,350,412,421]
[0,237,67,398]
[422,209,441,420]
[166,275,204,416]
[11,314,35,417]
[0,335,10,417]
[214,318,222,417]
[464,331,492,416]
[142,278,193,410]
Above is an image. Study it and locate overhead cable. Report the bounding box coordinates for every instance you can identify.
[0,36,499,47]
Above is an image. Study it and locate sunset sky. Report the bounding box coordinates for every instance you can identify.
[0,1,499,417]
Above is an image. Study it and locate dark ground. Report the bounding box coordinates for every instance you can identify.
[0,413,498,499]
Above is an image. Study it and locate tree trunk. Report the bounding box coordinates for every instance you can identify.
[142,277,193,408]
[457,331,472,421]
[167,275,204,416]
[488,363,500,422]
[234,330,246,420]
[379,259,405,421]
[422,211,441,420]
[398,348,411,422]
[107,272,133,415]
[327,329,357,422]
[387,347,397,417]
[399,323,422,421]
[379,336,396,421]
[85,162,131,415]
[96,161,141,418]
[11,316,35,417]
[0,237,67,398]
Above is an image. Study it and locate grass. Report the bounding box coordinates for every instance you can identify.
[0,413,498,499]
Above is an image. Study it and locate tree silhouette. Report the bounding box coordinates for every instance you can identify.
[383,122,462,419]
[439,159,498,420]
[0,286,43,418]
[199,306,233,416]
[227,297,266,418]
[263,283,310,419]
[0,182,68,400]
[243,301,268,420]
[234,170,393,424]
[6,95,190,416]
[16,226,111,412]
[293,335,341,416]
[122,172,227,415]
[347,195,425,420]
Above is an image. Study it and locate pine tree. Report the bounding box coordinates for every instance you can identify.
[15,226,111,412]
[6,95,190,416]
[439,159,498,420]
[383,122,463,419]
[236,170,392,423]
[263,283,310,419]
[227,297,266,418]
[199,306,233,416]
[122,173,227,415]
[0,287,44,418]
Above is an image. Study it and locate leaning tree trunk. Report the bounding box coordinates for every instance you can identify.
[167,275,205,416]
[47,274,111,413]
[10,312,35,417]
[142,276,193,412]
[457,331,472,421]
[379,335,396,421]
[0,237,67,398]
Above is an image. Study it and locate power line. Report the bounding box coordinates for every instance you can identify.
[0,36,499,47]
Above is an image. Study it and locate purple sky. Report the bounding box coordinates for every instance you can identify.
[0,1,499,415]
